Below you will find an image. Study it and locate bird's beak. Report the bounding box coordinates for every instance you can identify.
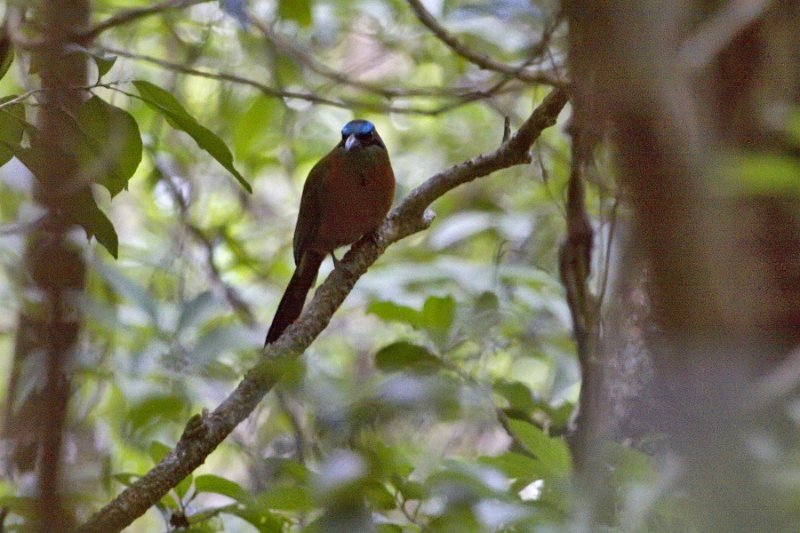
[345,134,360,151]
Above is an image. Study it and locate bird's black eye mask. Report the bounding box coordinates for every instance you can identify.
[340,119,385,149]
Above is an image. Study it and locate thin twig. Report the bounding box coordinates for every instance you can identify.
[78,0,213,42]
[559,126,601,474]
[98,46,526,116]
[406,0,564,86]
[249,13,489,99]
[0,80,131,111]
[77,88,568,533]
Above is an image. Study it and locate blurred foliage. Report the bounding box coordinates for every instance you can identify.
[0,0,710,532]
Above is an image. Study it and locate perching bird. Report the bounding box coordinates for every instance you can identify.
[265,120,395,345]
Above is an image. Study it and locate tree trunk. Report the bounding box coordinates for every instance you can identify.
[2,2,91,530]
[566,0,800,529]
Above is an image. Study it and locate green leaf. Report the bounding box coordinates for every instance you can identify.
[375,342,441,373]
[126,395,187,435]
[478,452,543,487]
[92,49,118,77]
[738,153,800,197]
[195,474,250,502]
[364,480,396,510]
[278,0,312,26]
[77,96,142,197]
[224,505,286,533]
[421,295,455,348]
[0,36,14,82]
[393,477,424,500]
[132,80,251,193]
[470,290,500,331]
[367,300,420,327]
[148,440,173,463]
[176,473,194,500]
[507,419,571,476]
[256,484,314,512]
[262,457,310,483]
[424,462,505,500]
[71,187,119,258]
[0,97,26,167]
[494,380,537,413]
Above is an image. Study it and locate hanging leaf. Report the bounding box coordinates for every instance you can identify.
[70,187,119,258]
[0,36,14,82]
[0,96,26,166]
[91,49,118,77]
[77,96,143,197]
[132,80,252,193]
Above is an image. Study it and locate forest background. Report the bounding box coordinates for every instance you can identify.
[1,0,799,531]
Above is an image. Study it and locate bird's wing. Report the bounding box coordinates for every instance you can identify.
[292,154,329,264]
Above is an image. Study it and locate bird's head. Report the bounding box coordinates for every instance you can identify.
[340,120,385,152]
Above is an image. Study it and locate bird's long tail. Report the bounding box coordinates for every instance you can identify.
[265,251,324,345]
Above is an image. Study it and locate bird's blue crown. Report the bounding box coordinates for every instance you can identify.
[342,120,375,137]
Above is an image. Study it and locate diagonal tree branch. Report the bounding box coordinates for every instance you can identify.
[77,88,568,533]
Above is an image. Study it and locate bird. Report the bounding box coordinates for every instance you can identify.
[265,119,395,345]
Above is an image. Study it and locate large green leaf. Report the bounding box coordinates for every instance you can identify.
[367,300,420,327]
[478,452,543,488]
[77,96,143,197]
[132,80,252,193]
[194,474,250,502]
[507,419,571,477]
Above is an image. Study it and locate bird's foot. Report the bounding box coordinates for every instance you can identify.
[364,229,382,247]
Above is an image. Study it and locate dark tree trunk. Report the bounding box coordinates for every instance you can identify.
[565,0,800,529]
[2,2,91,530]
